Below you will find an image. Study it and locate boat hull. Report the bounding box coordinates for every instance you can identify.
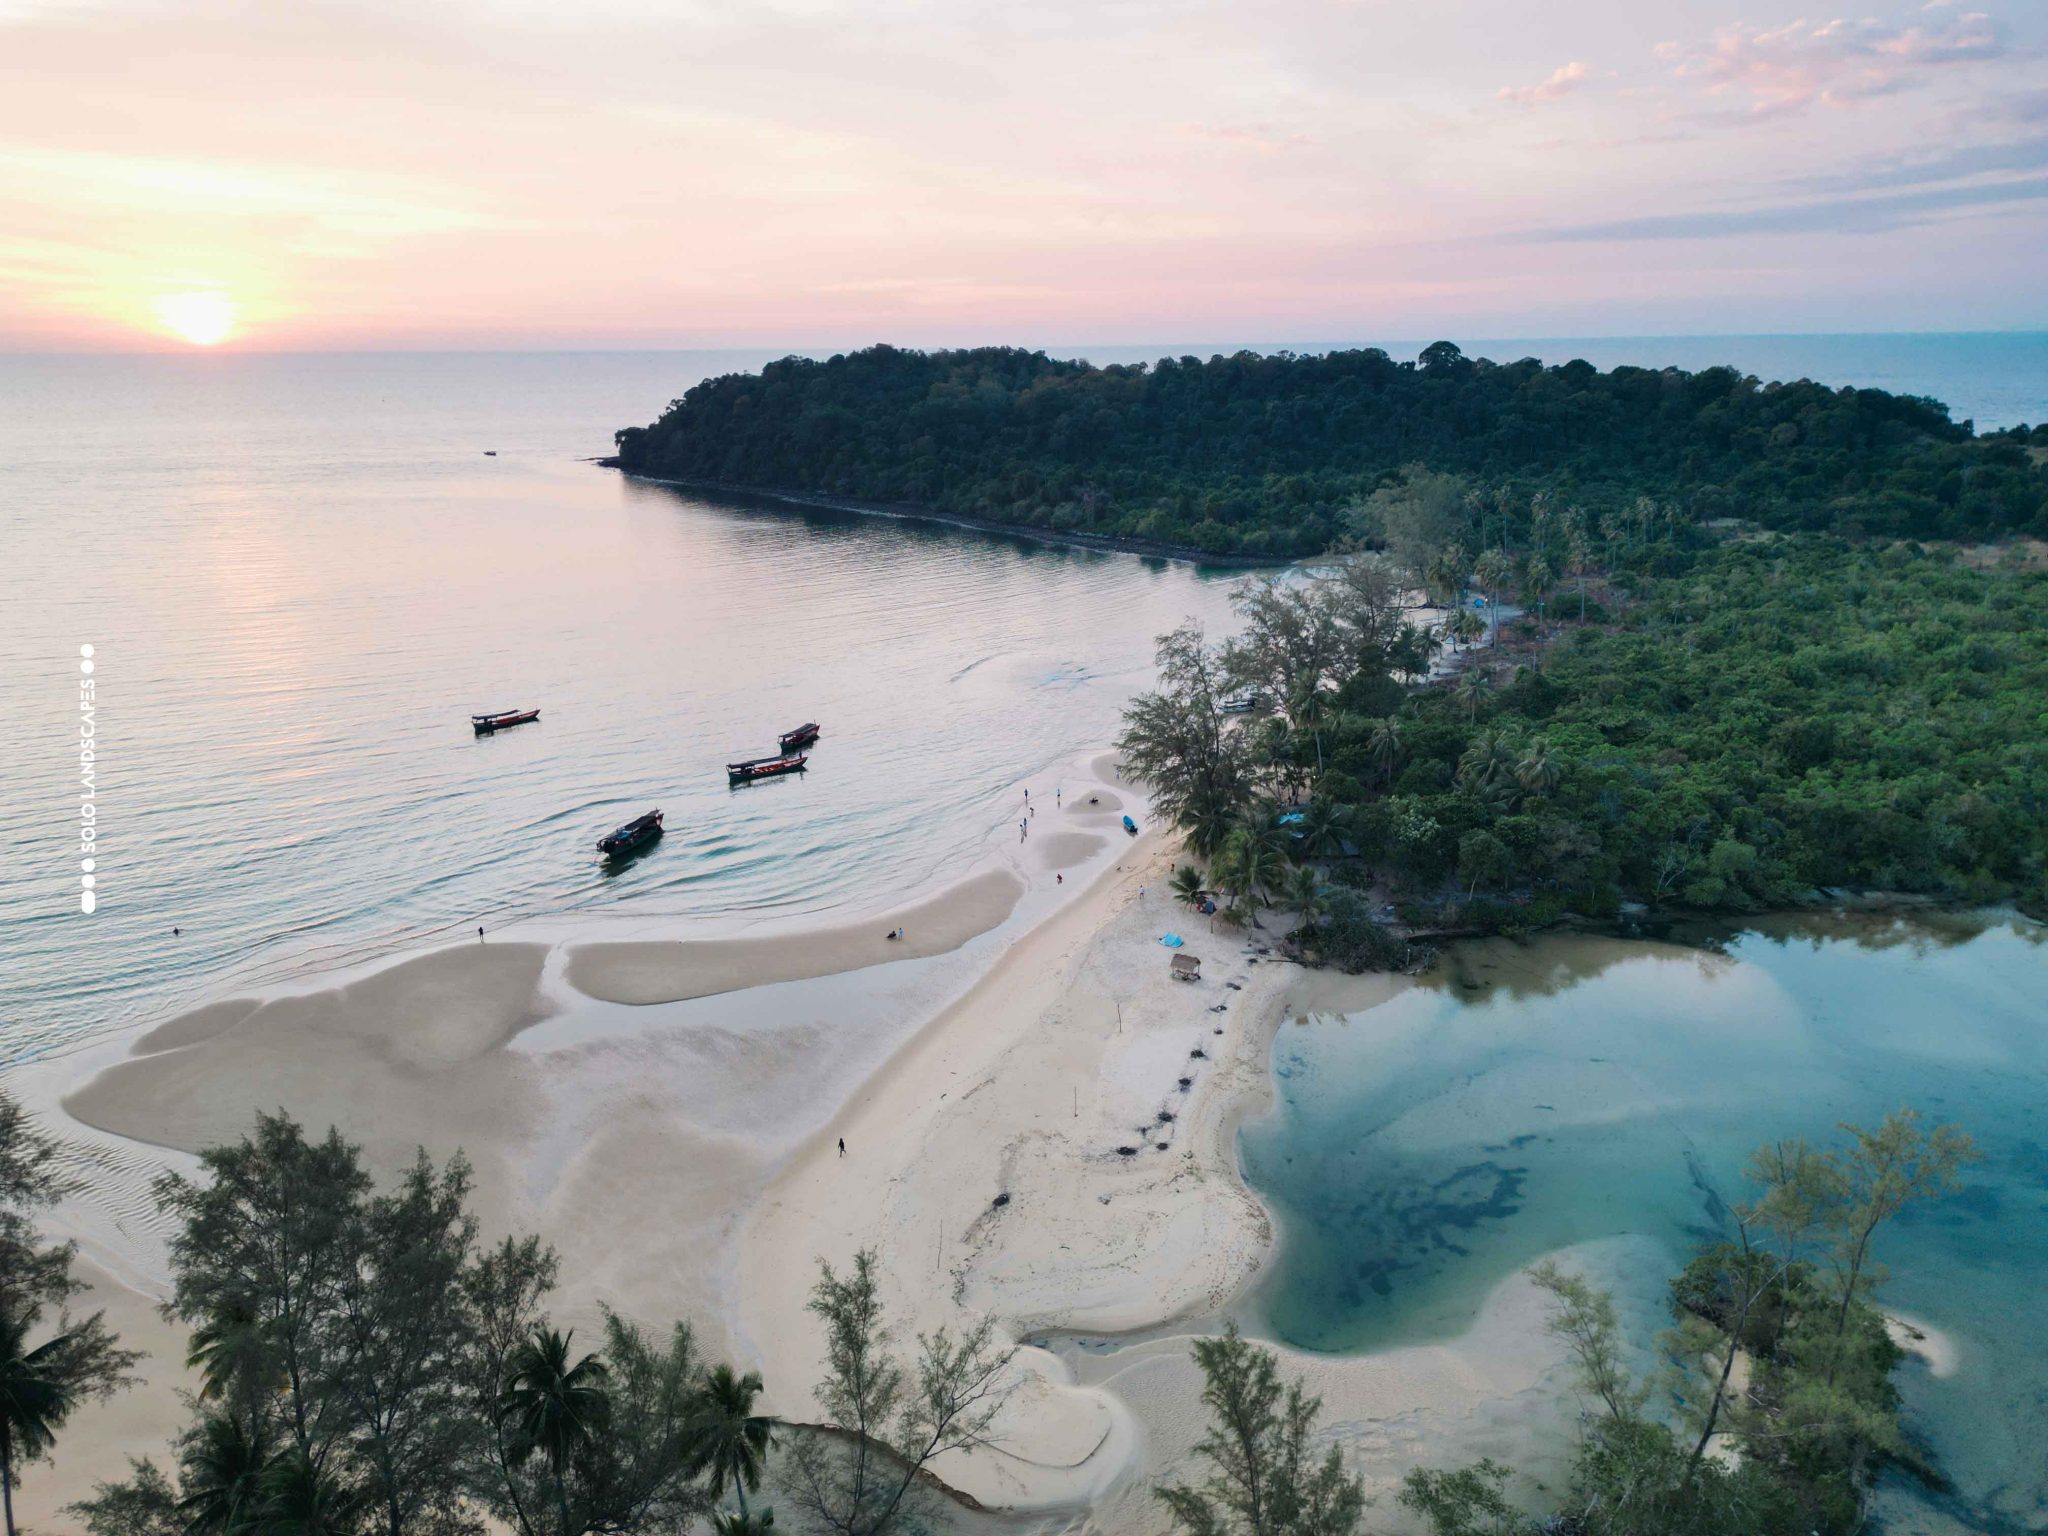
[473,708,540,733]
[728,753,808,783]
[598,810,664,856]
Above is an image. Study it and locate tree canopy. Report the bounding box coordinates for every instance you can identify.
[613,344,2046,557]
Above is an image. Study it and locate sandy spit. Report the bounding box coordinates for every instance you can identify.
[564,869,1024,1006]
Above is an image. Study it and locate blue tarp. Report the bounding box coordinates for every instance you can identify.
[1159,934,1185,948]
[1277,812,1306,825]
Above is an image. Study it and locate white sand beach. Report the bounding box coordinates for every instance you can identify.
[17,748,1587,1529]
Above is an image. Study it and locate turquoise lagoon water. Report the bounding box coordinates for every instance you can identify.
[1240,915,2048,1531]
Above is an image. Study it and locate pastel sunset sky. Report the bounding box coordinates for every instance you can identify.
[3,0,2043,349]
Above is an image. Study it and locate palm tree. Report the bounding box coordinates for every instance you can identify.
[1,1308,82,1536]
[1523,555,1554,629]
[1457,732,1518,798]
[1365,717,1403,791]
[1565,531,1594,620]
[176,1411,270,1535]
[1474,548,1513,643]
[254,1446,366,1536]
[498,1327,611,1535]
[1284,865,1326,928]
[1169,864,1206,911]
[1454,669,1491,725]
[688,1364,777,1520]
[1446,606,1485,653]
[1289,680,1329,774]
[1516,740,1561,798]
[1424,545,1467,609]
[1295,800,1350,862]
[711,1510,776,1536]
[187,1296,272,1407]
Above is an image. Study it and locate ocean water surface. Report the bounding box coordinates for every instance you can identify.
[0,351,1245,1068]
[1240,915,2048,1533]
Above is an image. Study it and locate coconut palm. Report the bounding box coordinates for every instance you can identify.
[1,1308,83,1536]
[1516,740,1561,798]
[1447,606,1485,652]
[711,1511,777,1536]
[1295,800,1350,862]
[498,1327,611,1534]
[1424,545,1468,609]
[1169,864,1207,911]
[1365,717,1403,790]
[175,1411,270,1535]
[1523,555,1555,628]
[1454,669,1491,725]
[688,1364,777,1520]
[1289,680,1330,774]
[253,1445,367,1536]
[1565,530,1594,619]
[187,1296,273,1408]
[1457,732,1518,798]
[1474,548,1513,643]
[1284,865,1326,927]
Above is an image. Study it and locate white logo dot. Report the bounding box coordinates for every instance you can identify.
[80,659,94,674]
[80,643,94,658]
[80,891,97,913]
[81,858,95,872]
[81,873,95,888]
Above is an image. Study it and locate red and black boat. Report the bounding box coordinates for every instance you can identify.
[597,809,664,856]
[472,708,540,733]
[728,753,808,784]
[778,722,821,751]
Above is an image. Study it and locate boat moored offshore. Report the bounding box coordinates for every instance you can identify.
[472,707,540,733]
[728,753,808,783]
[597,809,664,856]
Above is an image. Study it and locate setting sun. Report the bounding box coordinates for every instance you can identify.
[153,291,237,346]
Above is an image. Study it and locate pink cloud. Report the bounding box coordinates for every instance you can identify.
[1659,6,2005,115]
[1498,61,1592,107]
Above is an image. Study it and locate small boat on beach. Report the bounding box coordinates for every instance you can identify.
[778,722,821,751]
[472,708,540,733]
[1220,692,1264,715]
[1123,814,1139,836]
[728,753,808,784]
[597,809,663,857]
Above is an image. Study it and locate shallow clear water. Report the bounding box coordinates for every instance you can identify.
[0,351,1244,1067]
[1240,915,2048,1531]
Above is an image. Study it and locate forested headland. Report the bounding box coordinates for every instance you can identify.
[611,344,2047,557]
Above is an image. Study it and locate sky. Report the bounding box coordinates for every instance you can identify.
[1,0,2044,350]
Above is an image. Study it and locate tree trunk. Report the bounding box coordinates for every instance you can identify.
[3,1423,15,1536]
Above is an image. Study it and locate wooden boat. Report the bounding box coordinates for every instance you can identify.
[728,753,808,783]
[1122,814,1139,835]
[597,809,663,856]
[473,708,540,733]
[1220,692,1263,715]
[778,722,821,751]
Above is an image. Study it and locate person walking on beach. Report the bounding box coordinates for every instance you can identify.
[478,926,484,942]
[838,1137,845,1157]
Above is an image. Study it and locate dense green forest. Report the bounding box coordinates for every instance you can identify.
[1118,502,2047,944]
[612,344,2047,556]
